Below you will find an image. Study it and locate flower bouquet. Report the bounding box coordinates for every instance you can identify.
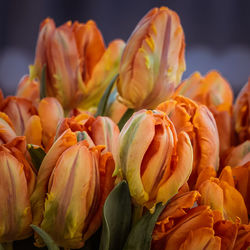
[0,6,249,250]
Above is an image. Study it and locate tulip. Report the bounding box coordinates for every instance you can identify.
[234,224,250,249]
[0,138,36,243]
[198,178,248,224]
[152,191,221,250]
[174,71,233,156]
[30,128,77,234]
[234,78,250,143]
[32,18,125,111]
[38,97,64,149]
[220,163,250,215]
[157,95,220,186]
[117,6,185,110]
[114,109,193,210]
[0,112,16,144]
[78,39,126,110]
[90,116,120,155]
[16,75,40,107]
[39,142,114,248]
[24,115,42,146]
[222,140,250,168]
[0,97,37,136]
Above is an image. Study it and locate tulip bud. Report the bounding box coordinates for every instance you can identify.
[78,39,125,110]
[0,139,36,243]
[90,116,119,156]
[157,96,220,187]
[115,110,192,209]
[16,75,40,107]
[223,140,250,168]
[117,7,185,109]
[234,78,250,143]
[0,112,16,144]
[0,97,37,136]
[174,71,234,156]
[38,97,64,148]
[24,115,42,146]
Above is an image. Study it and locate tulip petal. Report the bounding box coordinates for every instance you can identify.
[24,115,42,146]
[157,131,193,204]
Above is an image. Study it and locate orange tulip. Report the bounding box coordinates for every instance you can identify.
[114,109,193,210]
[90,116,119,155]
[40,142,114,248]
[0,138,36,243]
[117,7,185,109]
[174,71,233,156]
[16,75,40,107]
[152,191,221,250]
[38,97,64,149]
[0,112,16,144]
[198,177,248,224]
[0,97,37,136]
[234,78,250,143]
[223,140,250,168]
[220,163,250,215]
[32,18,125,111]
[157,96,220,187]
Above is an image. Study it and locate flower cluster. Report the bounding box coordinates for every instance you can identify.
[0,6,249,250]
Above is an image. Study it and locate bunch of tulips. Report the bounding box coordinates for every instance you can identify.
[0,6,250,250]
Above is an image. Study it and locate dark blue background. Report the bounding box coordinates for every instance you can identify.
[1,0,250,96]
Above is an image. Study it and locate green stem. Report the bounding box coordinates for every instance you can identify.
[118,108,134,130]
[132,204,143,226]
[0,242,13,250]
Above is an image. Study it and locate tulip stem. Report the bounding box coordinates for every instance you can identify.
[132,205,144,226]
[0,243,13,250]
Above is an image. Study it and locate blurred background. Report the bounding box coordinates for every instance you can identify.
[1,0,250,97]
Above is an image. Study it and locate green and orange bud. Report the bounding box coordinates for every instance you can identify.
[40,142,115,248]
[115,110,192,210]
[223,140,250,168]
[0,97,37,136]
[90,116,119,155]
[0,140,36,243]
[234,78,250,143]
[38,97,64,149]
[174,71,234,155]
[78,39,125,110]
[157,96,220,186]
[16,75,40,107]
[117,7,185,110]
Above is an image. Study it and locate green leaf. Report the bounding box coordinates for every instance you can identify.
[99,181,132,250]
[30,225,59,250]
[27,144,46,172]
[95,74,118,117]
[40,64,47,99]
[123,203,167,250]
[118,108,134,130]
[76,131,89,142]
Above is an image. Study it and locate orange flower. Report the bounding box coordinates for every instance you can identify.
[0,97,37,136]
[198,177,248,224]
[157,96,220,187]
[152,191,221,250]
[16,75,40,107]
[0,112,16,145]
[117,7,185,109]
[234,78,250,143]
[30,129,114,248]
[114,110,193,210]
[0,138,36,243]
[174,71,233,156]
[37,97,64,149]
[32,18,125,111]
